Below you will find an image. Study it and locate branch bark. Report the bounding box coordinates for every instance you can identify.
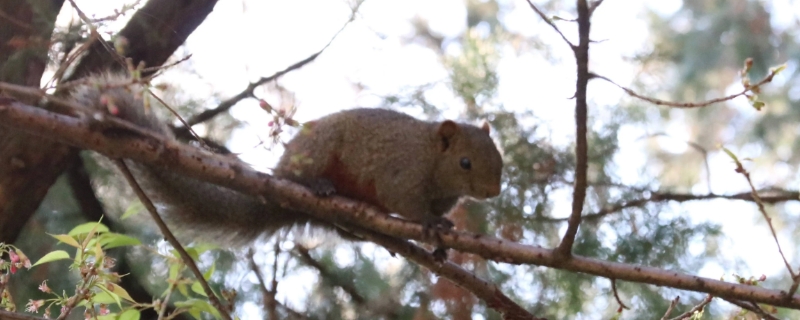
[556,0,591,257]
[0,310,46,320]
[2,97,800,310]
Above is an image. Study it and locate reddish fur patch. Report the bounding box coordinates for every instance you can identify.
[322,153,387,212]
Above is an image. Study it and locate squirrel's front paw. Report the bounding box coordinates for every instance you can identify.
[422,216,454,232]
[308,178,336,196]
[421,217,453,262]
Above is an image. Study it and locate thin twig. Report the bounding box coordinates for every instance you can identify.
[538,189,800,223]
[45,32,101,90]
[640,133,712,193]
[0,8,34,30]
[174,1,363,134]
[660,296,679,320]
[610,279,629,310]
[145,85,208,150]
[722,298,780,320]
[555,0,591,258]
[87,0,142,23]
[668,294,712,320]
[247,248,276,318]
[524,0,575,48]
[728,156,795,279]
[113,160,232,320]
[142,54,193,75]
[158,277,177,320]
[66,0,124,69]
[588,0,604,15]
[592,69,779,109]
[357,229,541,320]
[55,269,94,320]
[294,246,365,304]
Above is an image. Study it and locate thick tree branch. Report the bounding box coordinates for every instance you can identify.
[555,0,590,258]
[4,96,800,309]
[0,310,46,320]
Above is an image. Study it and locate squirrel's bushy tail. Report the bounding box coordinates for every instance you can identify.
[72,74,305,243]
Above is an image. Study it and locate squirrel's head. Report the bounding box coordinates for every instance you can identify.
[433,120,503,199]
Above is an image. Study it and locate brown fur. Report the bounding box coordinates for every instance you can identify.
[72,74,503,243]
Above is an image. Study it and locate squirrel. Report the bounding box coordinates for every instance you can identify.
[71,73,504,244]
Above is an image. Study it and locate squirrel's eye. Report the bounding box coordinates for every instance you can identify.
[459,157,472,170]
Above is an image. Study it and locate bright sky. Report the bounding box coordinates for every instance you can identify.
[53,0,800,317]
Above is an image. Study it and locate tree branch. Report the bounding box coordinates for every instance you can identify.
[4,95,800,309]
[113,160,232,320]
[538,189,800,223]
[0,310,47,320]
[667,294,712,320]
[173,1,362,137]
[358,230,541,320]
[294,246,366,305]
[722,298,780,320]
[555,0,591,258]
[591,68,779,109]
[525,0,574,49]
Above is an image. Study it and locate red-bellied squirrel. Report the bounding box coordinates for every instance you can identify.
[71,74,503,243]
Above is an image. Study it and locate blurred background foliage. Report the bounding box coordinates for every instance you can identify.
[7,0,800,319]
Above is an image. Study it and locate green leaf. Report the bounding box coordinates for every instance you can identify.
[94,240,104,264]
[92,284,122,306]
[96,282,122,307]
[770,63,787,74]
[109,283,136,302]
[177,283,189,297]
[751,100,765,110]
[721,147,740,164]
[32,250,70,267]
[118,309,141,320]
[49,234,81,248]
[169,263,182,281]
[99,233,141,249]
[69,222,109,236]
[190,243,219,256]
[175,299,221,319]
[191,281,207,297]
[203,262,215,281]
[189,308,202,320]
[121,201,144,220]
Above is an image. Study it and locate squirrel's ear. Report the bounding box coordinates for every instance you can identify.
[481,121,491,134]
[437,120,459,151]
